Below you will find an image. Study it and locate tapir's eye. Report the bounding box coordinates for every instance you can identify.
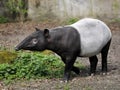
[32,38,38,44]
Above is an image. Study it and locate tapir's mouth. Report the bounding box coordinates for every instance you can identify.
[15,47,20,51]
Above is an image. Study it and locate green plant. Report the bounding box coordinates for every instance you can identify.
[0,16,8,23]
[66,18,79,24]
[0,50,85,84]
[64,84,70,90]
[0,51,64,84]
[0,46,7,51]
[6,0,27,21]
[111,18,120,23]
[75,60,86,70]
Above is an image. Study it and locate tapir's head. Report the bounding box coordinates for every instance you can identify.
[15,28,50,51]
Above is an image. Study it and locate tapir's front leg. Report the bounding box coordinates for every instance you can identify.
[61,55,80,75]
[62,54,76,82]
[72,66,80,75]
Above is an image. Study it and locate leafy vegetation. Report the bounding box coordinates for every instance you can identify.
[0,51,64,84]
[0,16,8,23]
[65,18,79,24]
[111,18,120,23]
[64,84,70,90]
[0,49,85,84]
[5,0,27,21]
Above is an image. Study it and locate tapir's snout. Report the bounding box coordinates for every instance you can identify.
[15,45,22,51]
[15,47,20,51]
[15,41,24,51]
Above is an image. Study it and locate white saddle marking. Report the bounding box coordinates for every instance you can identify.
[70,18,112,57]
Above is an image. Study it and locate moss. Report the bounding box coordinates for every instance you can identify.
[0,51,17,64]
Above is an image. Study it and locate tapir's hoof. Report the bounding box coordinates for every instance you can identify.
[90,73,95,76]
[60,79,68,83]
[101,72,109,75]
[60,77,70,83]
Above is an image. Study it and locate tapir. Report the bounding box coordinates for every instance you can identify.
[15,18,112,82]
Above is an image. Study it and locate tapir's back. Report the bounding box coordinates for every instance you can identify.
[70,18,112,57]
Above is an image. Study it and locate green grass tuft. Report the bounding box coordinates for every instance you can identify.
[65,18,79,24]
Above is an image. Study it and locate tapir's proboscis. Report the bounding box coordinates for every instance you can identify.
[15,18,112,82]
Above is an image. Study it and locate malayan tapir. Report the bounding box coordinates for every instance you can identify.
[15,18,112,82]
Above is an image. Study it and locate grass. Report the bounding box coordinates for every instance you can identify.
[64,84,70,90]
[75,60,86,70]
[110,18,120,23]
[65,18,79,24]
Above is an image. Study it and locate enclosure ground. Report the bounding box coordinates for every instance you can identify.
[0,21,120,90]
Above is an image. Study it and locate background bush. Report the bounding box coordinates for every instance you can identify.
[0,16,8,23]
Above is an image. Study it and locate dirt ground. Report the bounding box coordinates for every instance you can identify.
[0,21,120,90]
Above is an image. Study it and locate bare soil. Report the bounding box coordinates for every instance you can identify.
[0,21,120,90]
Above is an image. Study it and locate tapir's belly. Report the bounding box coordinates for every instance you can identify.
[70,18,112,57]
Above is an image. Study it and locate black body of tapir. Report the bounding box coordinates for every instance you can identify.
[15,18,112,82]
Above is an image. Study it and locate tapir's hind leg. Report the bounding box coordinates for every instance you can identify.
[89,55,98,76]
[101,39,111,74]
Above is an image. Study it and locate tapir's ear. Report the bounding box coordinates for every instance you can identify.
[44,29,50,38]
[35,28,40,31]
